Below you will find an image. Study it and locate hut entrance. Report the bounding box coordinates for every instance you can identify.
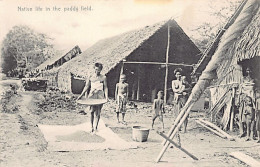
[71,73,85,94]
[125,64,165,102]
[239,56,260,89]
[123,63,192,103]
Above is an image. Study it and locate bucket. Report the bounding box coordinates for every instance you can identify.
[132,126,150,142]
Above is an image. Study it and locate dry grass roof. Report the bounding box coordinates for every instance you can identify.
[37,46,80,70]
[60,19,200,78]
[214,2,260,85]
[234,7,260,62]
[60,21,167,77]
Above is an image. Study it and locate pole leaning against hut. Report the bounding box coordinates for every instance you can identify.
[156,0,259,162]
[164,22,170,104]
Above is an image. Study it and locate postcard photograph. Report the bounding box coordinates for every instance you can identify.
[0,0,260,166]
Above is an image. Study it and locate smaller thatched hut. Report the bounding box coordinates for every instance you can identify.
[37,45,81,71]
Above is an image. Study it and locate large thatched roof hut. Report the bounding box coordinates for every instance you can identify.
[49,19,201,102]
[189,0,260,130]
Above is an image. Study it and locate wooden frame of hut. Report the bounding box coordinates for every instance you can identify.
[55,19,201,102]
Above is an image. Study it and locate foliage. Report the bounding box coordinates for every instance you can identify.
[0,86,19,114]
[1,25,57,73]
[190,0,242,52]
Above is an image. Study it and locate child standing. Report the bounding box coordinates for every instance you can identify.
[151,91,165,132]
[115,74,129,124]
[244,96,255,141]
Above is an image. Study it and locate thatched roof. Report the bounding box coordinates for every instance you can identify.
[51,19,201,93]
[37,46,81,70]
[234,7,260,62]
[37,53,63,70]
[60,19,200,78]
[60,21,166,77]
[215,4,260,85]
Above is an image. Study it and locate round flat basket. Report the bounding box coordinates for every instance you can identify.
[76,98,107,105]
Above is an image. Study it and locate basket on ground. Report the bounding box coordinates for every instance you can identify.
[132,126,150,142]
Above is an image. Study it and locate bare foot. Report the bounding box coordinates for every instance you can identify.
[257,140,260,143]
[239,133,245,138]
[245,138,250,141]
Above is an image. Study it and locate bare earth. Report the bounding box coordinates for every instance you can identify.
[1,80,260,167]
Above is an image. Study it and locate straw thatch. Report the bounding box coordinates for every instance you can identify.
[37,45,81,71]
[176,0,259,129]
[215,2,259,86]
[53,19,201,93]
[235,7,260,62]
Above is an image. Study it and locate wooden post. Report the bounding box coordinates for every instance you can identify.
[157,131,198,160]
[164,23,170,104]
[195,120,227,139]
[199,119,235,141]
[120,62,124,75]
[230,152,260,167]
[230,87,236,132]
[156,103,193,162]
[137,65,140,101]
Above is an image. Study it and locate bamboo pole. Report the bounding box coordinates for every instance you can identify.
[123,61,193,67]
[164,23,170,104]
[162,102,190,145]
[156,0,256,162]
[199,119,234,140]
[120,63,124,75]
[195,120,227,139]
[157,131,199,160]
[137,65,140,100]
[191,0,249,75]
[230,152,260,167]
[156,102,194,162]
[230,87,236,132]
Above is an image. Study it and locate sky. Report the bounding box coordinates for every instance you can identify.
[0,0,239,52]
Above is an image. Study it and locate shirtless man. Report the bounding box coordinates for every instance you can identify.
[115,74,129,124]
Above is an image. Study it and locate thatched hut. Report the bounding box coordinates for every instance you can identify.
[52,19,201,102]
[37,46,81,87]
[191,0,260,130]
[37,45,82,71]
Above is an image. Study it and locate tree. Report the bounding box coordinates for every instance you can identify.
[1,25,57,73]
[189,0,242,52]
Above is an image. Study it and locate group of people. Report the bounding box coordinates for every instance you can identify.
[238,68,260,143]
[76,62,260,144]
[151,68,192,132]
[77,63,191,134]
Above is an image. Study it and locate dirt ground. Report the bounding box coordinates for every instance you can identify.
[1,79,260,167]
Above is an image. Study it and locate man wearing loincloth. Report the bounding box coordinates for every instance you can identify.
[77,63,108,133]
[115,74,129,124]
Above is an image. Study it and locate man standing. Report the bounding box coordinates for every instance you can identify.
[77,63,108,133]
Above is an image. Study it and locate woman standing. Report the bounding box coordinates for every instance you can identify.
[172,68,191,133]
